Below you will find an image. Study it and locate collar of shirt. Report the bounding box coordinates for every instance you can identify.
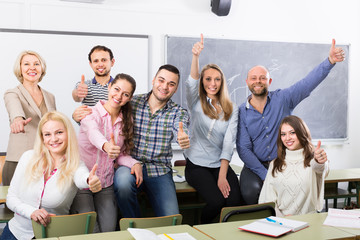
[91,76,114,85]
[206,96,223,112]
[245,93,272,109]
[96,100,123,125]
[143,91,173,111]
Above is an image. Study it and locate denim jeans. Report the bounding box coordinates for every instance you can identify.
[0,224,17,240]
[113,165,179,218]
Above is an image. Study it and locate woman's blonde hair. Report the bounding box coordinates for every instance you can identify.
[13,50,47,83]
[199,64,233,121]
[26,111,80,191]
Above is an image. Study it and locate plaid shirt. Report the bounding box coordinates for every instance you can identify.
[131,92,190,177]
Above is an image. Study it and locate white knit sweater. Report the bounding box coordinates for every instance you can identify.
[259,148,329,217]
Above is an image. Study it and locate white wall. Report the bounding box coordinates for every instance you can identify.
[1,0,359,169]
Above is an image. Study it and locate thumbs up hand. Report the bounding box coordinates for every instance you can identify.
[88,164,102,193]
[314,140,327,164]
[103,133,121,159]
[10,117,32,133]
[329,39,345,64]
[77,75,88,99]
[177,122,190,149]
[192,33,204,57]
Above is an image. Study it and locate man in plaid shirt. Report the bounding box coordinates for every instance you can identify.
[113,64,190,218]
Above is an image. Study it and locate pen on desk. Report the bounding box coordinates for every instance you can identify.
[177,174,182,178]
[163,233,174,240]
[266,217,283,225]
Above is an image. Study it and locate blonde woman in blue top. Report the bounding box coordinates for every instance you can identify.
[184,34,241,223]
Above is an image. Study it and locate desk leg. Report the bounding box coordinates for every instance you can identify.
[334,183,338,208]
[356,182,359,207]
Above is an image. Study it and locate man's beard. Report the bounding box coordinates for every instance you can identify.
[95,70,110,77]
[250,87,268,97]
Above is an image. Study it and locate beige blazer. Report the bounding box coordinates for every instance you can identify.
[4,84,56,162]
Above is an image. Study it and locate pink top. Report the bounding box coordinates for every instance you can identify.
[78,100,139,188]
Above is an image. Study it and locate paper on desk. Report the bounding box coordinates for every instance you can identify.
[158,233,197,240]
[323,208,360,228]
[173,174,186,183]
[127,228,196,240]
[128,228,159,240]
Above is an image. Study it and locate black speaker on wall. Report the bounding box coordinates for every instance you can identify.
[211,0,232,16]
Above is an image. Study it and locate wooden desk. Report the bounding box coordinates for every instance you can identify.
[59,224,212,240]
[0,186,8,203]
[194,212,356,240]
[334,227,360,240]
[326,169,360,183]
[325,168,360,209]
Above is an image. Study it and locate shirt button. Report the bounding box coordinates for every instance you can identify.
[267,146,269,148]
[266,135,268,138]
[265,126,268,129]
[262,117,264,119]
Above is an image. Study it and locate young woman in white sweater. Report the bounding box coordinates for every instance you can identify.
[259,115,329,216]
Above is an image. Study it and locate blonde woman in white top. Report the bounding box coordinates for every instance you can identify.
[1,111,101,240]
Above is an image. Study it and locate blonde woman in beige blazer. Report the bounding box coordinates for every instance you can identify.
[3,50,56,185]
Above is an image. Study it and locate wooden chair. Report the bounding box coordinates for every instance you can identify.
[324,182,358,211]
[0,154,13,224]
[0,206,13,224]
[32,211,96,238]
[119,214,182,231]
[219,202,276,223]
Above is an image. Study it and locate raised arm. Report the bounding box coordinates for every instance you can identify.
[190,34,204,80]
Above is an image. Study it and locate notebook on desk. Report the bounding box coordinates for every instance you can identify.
[238,216,309,237]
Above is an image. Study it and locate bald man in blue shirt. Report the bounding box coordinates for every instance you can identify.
[237,39,345,204]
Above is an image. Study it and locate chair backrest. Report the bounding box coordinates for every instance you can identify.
[32,211,96,238]
[0,206,14,224]
[220,202,276,223]
[174,160,186,166]
[119,214,183,231]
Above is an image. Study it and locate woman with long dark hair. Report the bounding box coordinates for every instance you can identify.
[259,115,329,216]
[70,73,142,232]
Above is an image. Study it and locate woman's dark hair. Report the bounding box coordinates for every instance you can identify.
[111,73,136,154]
[272,115,314,177]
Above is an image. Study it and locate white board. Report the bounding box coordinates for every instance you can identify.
[0,29,149,152]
